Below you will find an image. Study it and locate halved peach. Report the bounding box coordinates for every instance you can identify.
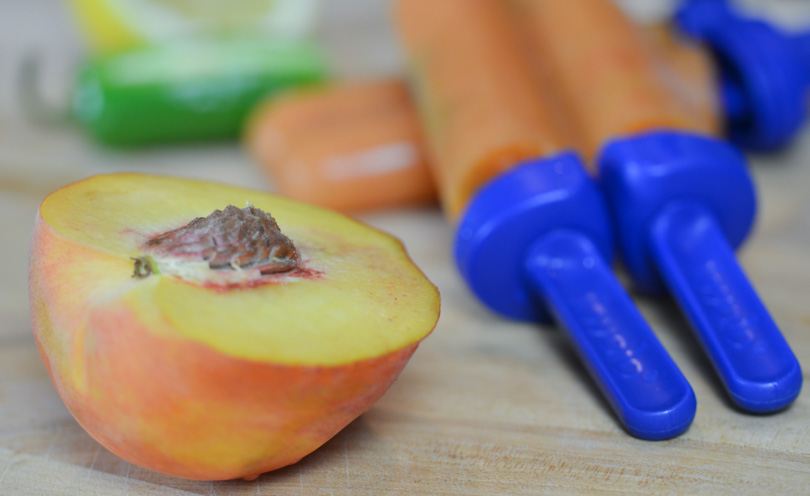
[28,173,440,480]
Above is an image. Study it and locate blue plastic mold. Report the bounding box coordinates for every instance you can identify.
[599,131,802,412]
[676,0,810,150]
[455,152,696,439]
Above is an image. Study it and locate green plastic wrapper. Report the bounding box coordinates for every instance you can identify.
[72,37,328,146]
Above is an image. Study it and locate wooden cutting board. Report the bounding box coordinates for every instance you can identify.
[3,134,810,496]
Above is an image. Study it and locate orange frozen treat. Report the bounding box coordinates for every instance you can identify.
[397,0,577,219]
[508,0,721,159]
[643,22,721,136]
[246,80,437,213]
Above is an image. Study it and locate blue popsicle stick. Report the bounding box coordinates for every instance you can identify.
[797,30,810,82]
[676,0,810,150]
[524,231,696,439]
[650,201,802,412]
[599,131,802,413]
[455,152,696,439]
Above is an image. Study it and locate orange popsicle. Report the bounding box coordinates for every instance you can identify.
[397,0,577,219]
[508,0,721,159]
[643,22,720,136]
[245,80,437,213]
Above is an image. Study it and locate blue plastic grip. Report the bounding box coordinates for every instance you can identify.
[455,152,695,439]
[524,230,696,439]
[598,131,756,295]
[650,201,802,412]
[455,152,614,322]
[798,30,810,85]
[599,131,802,412]
[675,0,809,150]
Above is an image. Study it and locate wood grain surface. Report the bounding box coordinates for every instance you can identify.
[1,1,809,494]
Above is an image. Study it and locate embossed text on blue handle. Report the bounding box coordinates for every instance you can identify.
[524,230,696,439]
[650,201,802,412]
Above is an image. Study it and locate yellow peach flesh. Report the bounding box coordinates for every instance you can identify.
[34,172,439,365]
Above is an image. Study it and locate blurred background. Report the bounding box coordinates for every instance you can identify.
[1,0,809,193]
[0,0,402,191]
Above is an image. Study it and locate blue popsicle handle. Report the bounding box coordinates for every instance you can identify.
[797,30,810,86]
[676,0,810,149]
[650,201,802,412]
[715,24,810,120]
[523,229,696,440]
[719,75,749,126]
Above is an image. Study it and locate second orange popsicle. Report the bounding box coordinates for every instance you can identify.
[246,80,437,213]
[509,0,721,158]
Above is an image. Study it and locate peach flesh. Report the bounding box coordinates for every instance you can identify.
[29,173,440,480]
